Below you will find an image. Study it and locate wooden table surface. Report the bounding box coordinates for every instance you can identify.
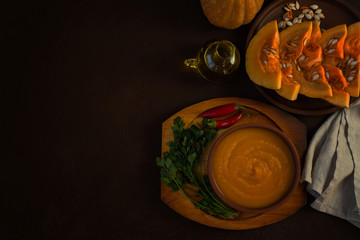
[3,0,360,239]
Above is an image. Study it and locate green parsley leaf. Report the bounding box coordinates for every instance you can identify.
[156,117,238,219]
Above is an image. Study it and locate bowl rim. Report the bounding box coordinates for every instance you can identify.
[207,123,301,213]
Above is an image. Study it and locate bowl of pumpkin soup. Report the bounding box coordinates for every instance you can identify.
[208,124,300,213]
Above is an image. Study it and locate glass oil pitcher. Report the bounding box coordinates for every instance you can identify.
[184,40,240,83]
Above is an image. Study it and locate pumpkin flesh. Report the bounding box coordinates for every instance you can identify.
[322,64,350,108]
[299,21,323,69]
[318,24,351,107]
[277,63,300,101]
[343,22,360,97]
[293,21,332,99]
[295,64,332,98]
[246,20,282,90]
[320,24,347,60]
[276,21,312,101]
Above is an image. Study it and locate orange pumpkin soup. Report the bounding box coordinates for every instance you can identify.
[211,127,294,209]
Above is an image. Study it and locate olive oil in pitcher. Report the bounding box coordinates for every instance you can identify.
[184,40,240,82]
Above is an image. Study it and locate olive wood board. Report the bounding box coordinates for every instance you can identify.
[160,97,307,230]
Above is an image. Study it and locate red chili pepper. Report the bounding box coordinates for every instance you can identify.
[200,103,247,118]
[207,112,244,129]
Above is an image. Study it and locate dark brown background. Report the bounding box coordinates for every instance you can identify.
[2,0,360,239]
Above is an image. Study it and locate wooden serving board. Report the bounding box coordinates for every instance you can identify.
[160,97,307,230]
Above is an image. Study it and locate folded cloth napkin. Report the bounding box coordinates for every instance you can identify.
[302,98,360,228]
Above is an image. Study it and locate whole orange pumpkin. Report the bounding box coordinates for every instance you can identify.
[201,0,264,29]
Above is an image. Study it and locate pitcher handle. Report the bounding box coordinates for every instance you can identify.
[184,58,199,69]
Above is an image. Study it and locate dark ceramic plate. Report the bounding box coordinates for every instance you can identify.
[246,0,360,115]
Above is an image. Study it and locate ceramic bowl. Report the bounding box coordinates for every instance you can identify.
[208,124,300,213]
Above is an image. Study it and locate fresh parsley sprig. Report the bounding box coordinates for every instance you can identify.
[156,116,238,219]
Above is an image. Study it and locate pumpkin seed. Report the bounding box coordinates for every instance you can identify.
[287,74,293,78]
[312,74,320,81]
[312,71,318,75]
[284,6,291,11]
[302,9,310,14]
[325,71,330,79]
[310,4,319,10]
[280,64,283,69]
[286,21,293,27]
[283,13,289,20]
[348,58,354,64]
[263,49,270,54]
[298,13,305,19]
[293,18,298,24]
[270,49,277,54]
[314,14,320,21]
[317,13,325,18]
[315,9,322,14]
[305,14,312,19]
[289,3,296,10]
[327,48,336,54]
[297,65,301,72]
[278,21,286,29]
[350,60,358,66]
[298,18,302,23]
[303,38,307,46]
[290,42,298,47]
[348,76,354,81]
[298,55,306,62]
[350,70,357,76]
[295,1,300,10]
[263,60,268,65]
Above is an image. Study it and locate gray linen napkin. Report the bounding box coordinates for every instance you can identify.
[302,98,360,228]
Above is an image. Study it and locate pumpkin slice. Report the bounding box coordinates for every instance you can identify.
[319,24,347,61]
[276,21,312,101]
[323,64,348,90]
[319,24,350,106]
[279,21,312,60]
[277,62,300,101]
[343,22,360,97]
[343,59,360,97]
[322,64,350,108]
[245,20,282,90]
[323,88,350,108]
[344,22,360,60]
[299,21,323,69]
[292,21,331,99]
[293,64,332,98]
